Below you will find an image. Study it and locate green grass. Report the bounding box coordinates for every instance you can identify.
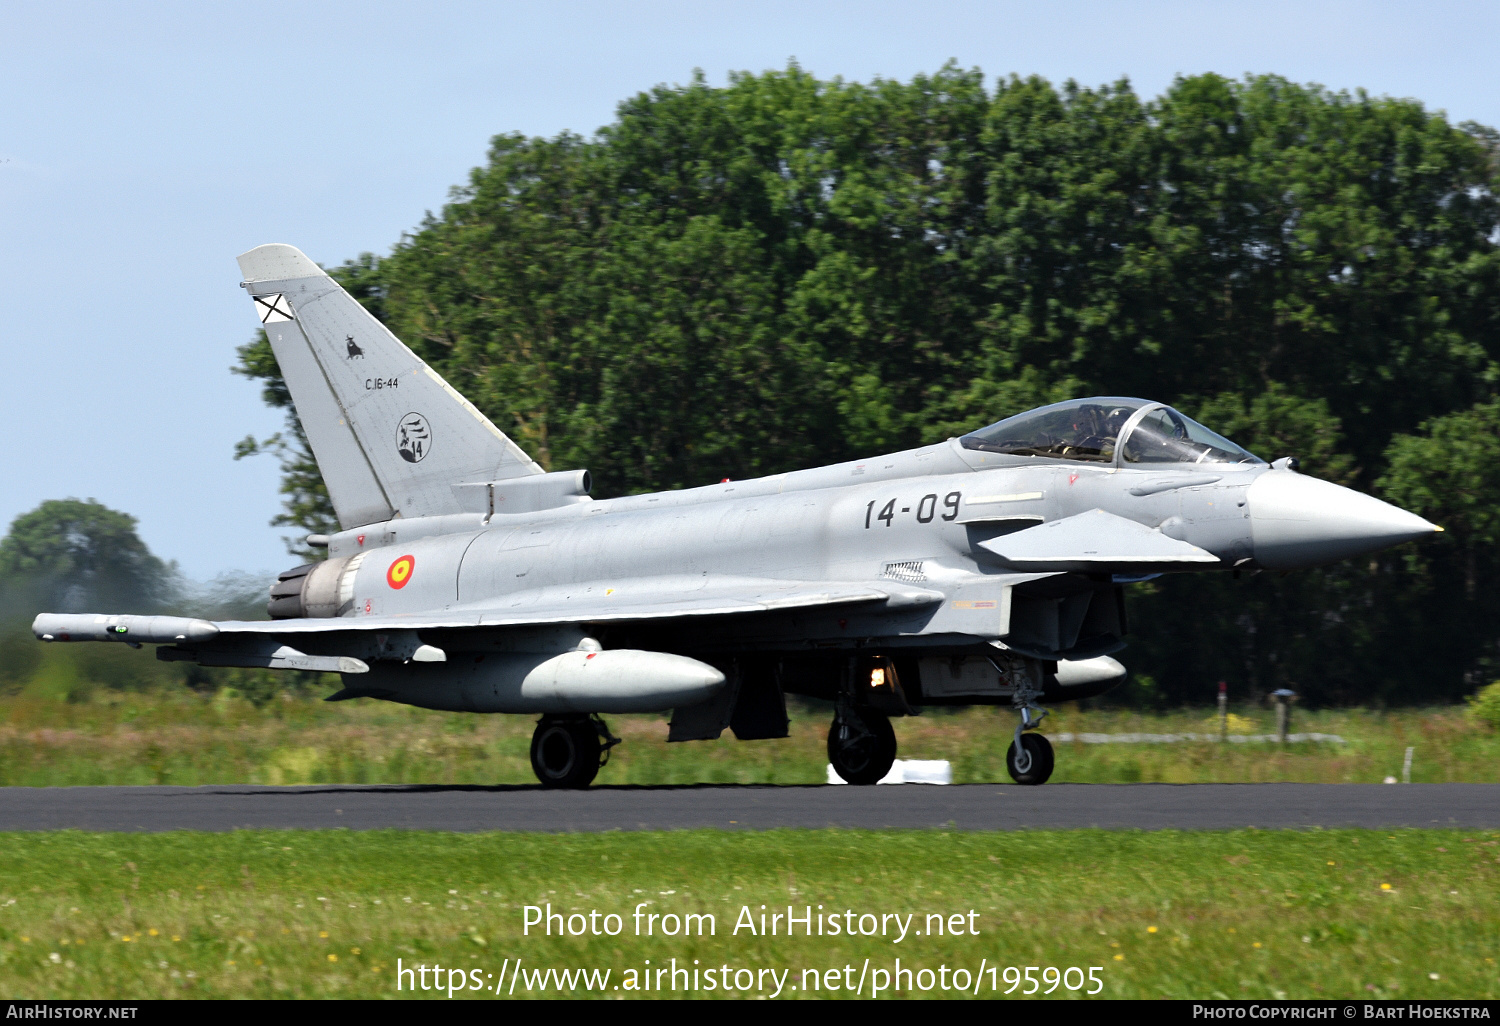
[0,829,1495,998]
[0,690,1496,786]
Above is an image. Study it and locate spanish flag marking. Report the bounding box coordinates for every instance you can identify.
[386,555,416,590]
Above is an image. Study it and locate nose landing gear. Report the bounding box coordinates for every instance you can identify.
[827,701,897,785]
[1006,683,1054,785]
[530,714,620,788]
[1006,713,1054,785]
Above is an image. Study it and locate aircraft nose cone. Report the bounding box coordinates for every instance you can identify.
[1248,470,1440,570]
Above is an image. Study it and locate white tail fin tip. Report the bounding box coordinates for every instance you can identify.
[237,244,328,284]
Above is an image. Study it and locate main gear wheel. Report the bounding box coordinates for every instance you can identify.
[530,716,603,788]
[827,704,897,785]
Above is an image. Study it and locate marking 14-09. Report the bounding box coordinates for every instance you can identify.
[865,492,961,528]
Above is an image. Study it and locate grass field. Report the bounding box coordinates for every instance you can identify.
[3,687,1496,1001]
[0,828,1495,999]
[0,689,1496,787]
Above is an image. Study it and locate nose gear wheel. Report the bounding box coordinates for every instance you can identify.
[1006,732,1054,785]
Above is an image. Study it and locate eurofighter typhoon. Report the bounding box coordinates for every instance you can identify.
[34,245,1442,786]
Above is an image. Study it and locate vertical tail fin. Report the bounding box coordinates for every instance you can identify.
[237,244,540,529]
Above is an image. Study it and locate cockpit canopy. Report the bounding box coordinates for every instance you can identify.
[959,397,1263,467]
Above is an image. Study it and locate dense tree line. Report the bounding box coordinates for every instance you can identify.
[236,65,1500,706]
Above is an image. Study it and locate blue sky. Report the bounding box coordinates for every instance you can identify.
[4,0,1498,581]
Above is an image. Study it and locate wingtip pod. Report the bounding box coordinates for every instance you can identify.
[32,613,219,644]
[236,243,327,284]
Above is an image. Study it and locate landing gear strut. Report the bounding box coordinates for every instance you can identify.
[827,701,897,785]
[1006,672,1054,785]
[530,714,620,788]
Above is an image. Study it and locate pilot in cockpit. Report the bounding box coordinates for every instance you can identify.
[1061,404,1134,461]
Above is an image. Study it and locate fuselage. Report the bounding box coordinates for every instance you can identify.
[312,433,1425,650]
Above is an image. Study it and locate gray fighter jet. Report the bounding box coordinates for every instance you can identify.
[33,244,1442,786]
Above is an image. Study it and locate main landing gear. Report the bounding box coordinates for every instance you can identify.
[530,714,620,788]
[827,701,897,785]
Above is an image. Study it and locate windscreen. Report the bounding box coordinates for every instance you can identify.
[1120,407,1263,465]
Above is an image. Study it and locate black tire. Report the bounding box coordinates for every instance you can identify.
[1006,732,1054,785]
[530,718,601,788]
[827,706,897,785]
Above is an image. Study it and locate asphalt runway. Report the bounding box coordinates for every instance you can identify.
[0,782,1495,832]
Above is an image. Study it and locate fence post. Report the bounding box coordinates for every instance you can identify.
[1271,689,1297,743]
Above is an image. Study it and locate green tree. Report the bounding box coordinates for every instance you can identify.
[1381,401,1500,594]
[1189,384,1357,485]
[1374,402,1500,689]
[0,499,175,615]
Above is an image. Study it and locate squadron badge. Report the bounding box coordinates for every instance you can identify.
[396,412,431,463]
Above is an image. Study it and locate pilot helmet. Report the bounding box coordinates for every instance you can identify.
[1101,406,1133,436]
